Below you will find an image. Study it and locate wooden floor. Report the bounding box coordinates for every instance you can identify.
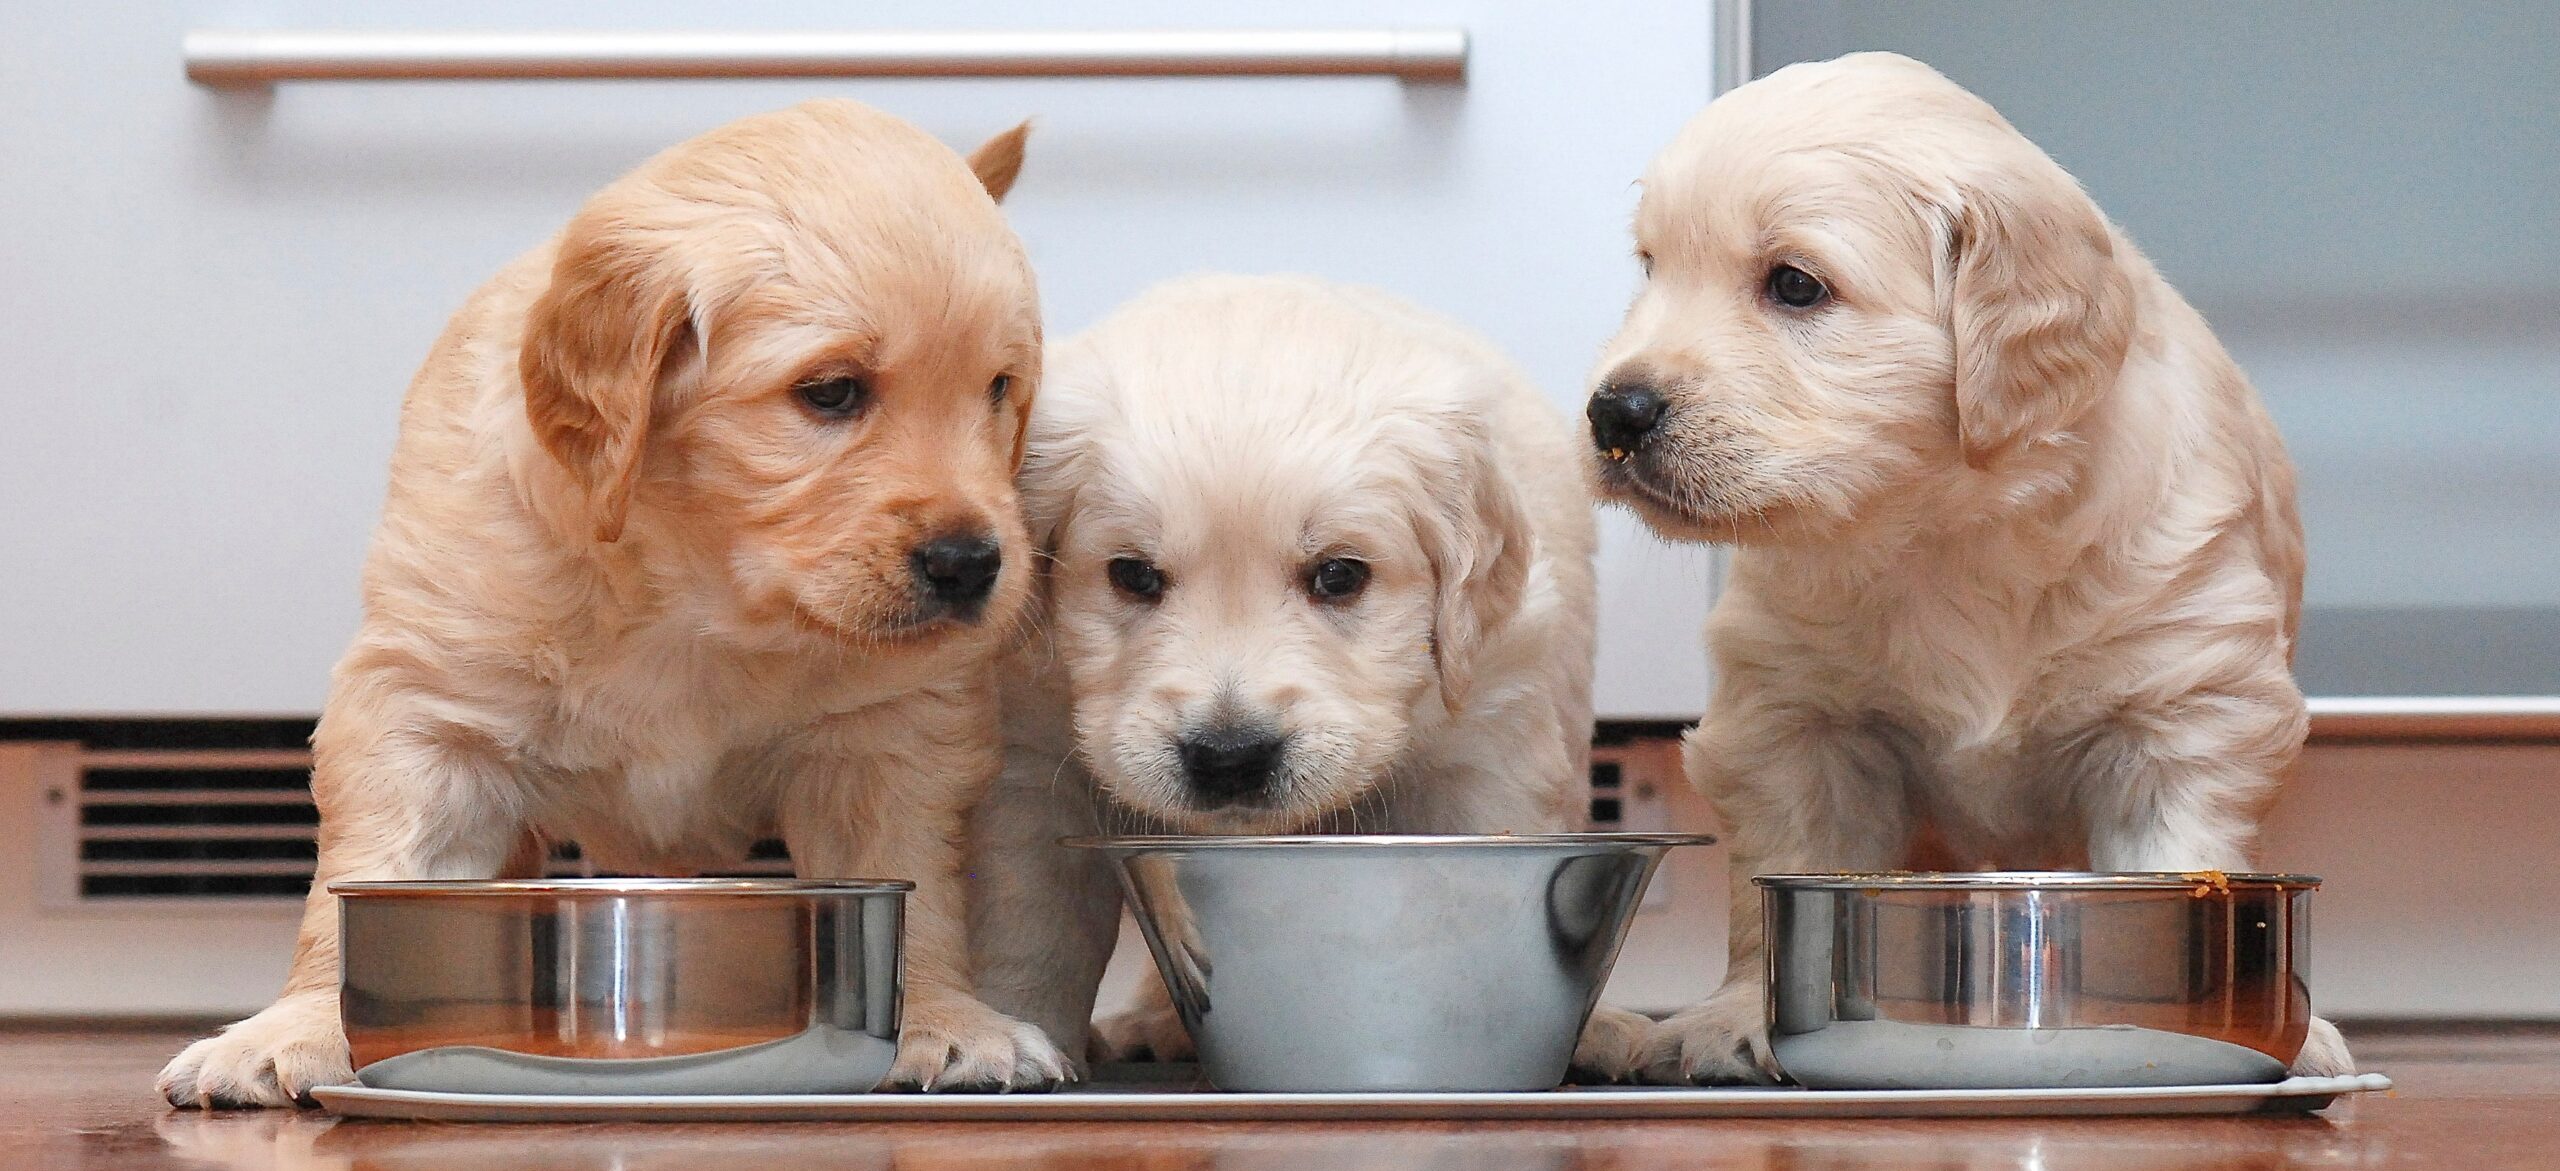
[6,1025,2557,1170]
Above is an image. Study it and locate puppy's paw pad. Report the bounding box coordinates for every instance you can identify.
[888,1003,1072,1093]
[1639,990,1778,1086]
[1091,1004,1194,1063]
[2290,1016,2357,1078]
[158,1001,351,1109]
[1568,1005,1653,1083]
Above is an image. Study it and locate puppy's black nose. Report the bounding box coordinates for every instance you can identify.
[1177,725,1287,806]
[1587,382,1669,456]
[912,534,1002,612]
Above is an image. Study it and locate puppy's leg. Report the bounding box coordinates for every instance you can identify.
[1385,743,1579,837]
[967,745,1122,1069]
[2081,755,2259,873]
[159,717,520,1108]
[2293,1017,2357,1077]
[2078,709,2348,1075]
[1640,706,1908,1085]
[782,683,1070,1092]
[1396,724,1651,1082]
[1092,840,1207,1065]
[1090,969,1194,1063]
[1570,1005,1655,1084]
[1393,709,1673,1082]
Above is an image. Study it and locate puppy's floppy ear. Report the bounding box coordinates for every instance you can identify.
[520,212,694,543]
[1942,161,2136,469]
[966,120,1031,203]
[1419,421,1535,715]
[1011,393,1082,614]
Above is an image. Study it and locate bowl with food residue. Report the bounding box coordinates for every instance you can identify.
[1760,871,2322,1089]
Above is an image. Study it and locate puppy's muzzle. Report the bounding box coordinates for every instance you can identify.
[1176,722,1288,808]
[1587,379,1669,459]
[909,532,1003,620]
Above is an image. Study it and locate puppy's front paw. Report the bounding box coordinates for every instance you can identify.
[1091,1002,1195,1063]
[887,995,1072,1092]
[1568,1004,1653,1083]
[1639,985,1780,1085]
[158,995,351,1109]
[2290,1016,2357,1078]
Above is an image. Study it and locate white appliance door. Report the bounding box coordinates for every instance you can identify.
[0,0,1725,722]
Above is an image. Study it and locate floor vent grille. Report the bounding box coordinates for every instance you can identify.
[32,726,1673,903]
[43,744,797,904]
[73,750,319,899]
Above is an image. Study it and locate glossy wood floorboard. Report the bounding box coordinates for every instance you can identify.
[5,1025,2552,1169]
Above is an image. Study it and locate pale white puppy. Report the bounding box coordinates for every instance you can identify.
[1581,53,2352,1082]
[969,275,1646,1075]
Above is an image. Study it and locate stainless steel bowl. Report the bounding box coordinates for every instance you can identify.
[1761,872,2320,1089]
[1068,833,1714,1092]
[336,878,908,1095]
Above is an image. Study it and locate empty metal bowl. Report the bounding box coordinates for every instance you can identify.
[1067,833,1713,1092]
[336,878,907,1095]
[1761,872,2320,1089]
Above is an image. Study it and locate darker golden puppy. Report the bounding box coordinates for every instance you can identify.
[160,101,1064,1107]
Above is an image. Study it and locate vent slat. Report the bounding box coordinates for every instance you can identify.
[82,766,311,792]
[83,824,319,842]
[82,789,316,806]
[83,803,320,828]
[84,838,316,862]
[82,749,311,770]
[82,875,313,898]
[81,859,318,877]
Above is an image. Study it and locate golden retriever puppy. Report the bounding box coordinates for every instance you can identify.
[1582,53,2351,1083]
[966,275,1647,1075]
[158,101,1068,1107]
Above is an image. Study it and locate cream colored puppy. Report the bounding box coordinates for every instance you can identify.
[968,275,1645,1075]
[1582,53,2351,1082]
[159,101,1068,1107]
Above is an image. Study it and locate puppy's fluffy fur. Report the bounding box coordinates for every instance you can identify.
[968,276,1646,1073]
[159,101,1069,1106]
[1588,54,2350,1082]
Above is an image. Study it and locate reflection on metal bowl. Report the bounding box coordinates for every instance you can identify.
[336,878,907,1095]
[1067,833,1714,1092]
[1761,872,2320,1089]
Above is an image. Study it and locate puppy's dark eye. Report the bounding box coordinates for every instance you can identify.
[988,374,1012,405]
[1766,264,1829,309]
[1637,249,1655,277]
[795,376,867,418]
[1107,557,1165,601]
[1306,558,1370,602]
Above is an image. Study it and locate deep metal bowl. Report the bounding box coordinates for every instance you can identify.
[1761,872,2320,1089]
[335,878,908,1095]
[1067,833,1714,1092]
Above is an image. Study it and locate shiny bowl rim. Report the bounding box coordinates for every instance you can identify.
[1060,831,1716,851]
[330,877,914,898]
[1754,870,2319,891]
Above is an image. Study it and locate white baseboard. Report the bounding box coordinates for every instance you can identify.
[7,738,2551,1021]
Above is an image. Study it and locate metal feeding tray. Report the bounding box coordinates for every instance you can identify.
[312,1065,2392,1122]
